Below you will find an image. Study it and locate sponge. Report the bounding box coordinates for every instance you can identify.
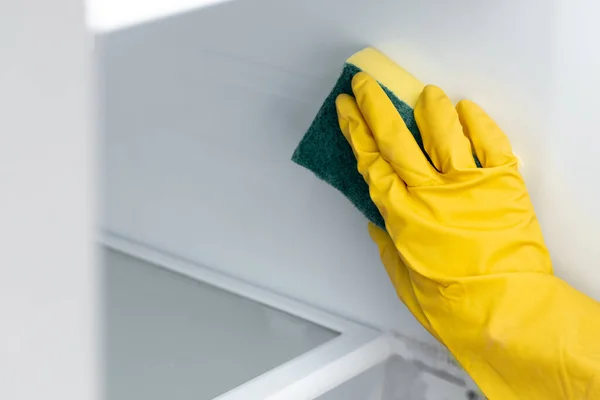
[291,48,426,229]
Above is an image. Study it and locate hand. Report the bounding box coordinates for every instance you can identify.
[336,72,551,280]
[336,72,600,399]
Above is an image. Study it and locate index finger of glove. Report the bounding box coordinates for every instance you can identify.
[351,72,440,187]
[336,93,409,213]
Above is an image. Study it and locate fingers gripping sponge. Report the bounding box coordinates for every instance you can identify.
[291,48,426,229]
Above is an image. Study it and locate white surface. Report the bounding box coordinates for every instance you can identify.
[0,1,97,400]
[104,247,337,400]
[86,0,233,32]
[310,334,483,400]
[317,356,477,400]
[100,0,600,344]
[262,336,391,400]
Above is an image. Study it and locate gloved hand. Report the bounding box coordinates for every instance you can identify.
[336,72,600,399]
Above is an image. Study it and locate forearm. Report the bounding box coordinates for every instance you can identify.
[420,273,600,399]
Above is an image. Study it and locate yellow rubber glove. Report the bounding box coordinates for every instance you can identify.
[336,72,600,399]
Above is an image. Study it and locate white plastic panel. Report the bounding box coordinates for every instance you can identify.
[99,0,600,342]
[317,356,478,400]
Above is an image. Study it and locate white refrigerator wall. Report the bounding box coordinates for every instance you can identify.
[1,1,96,399]
[100,0,600,343]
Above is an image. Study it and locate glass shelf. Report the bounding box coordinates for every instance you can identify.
[103,248,338,400]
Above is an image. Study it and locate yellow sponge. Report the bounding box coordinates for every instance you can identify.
[291,48,428,228]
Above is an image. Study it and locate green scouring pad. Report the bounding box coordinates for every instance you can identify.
[291,48,427,230]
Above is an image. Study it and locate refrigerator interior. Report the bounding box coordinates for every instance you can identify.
[96,0,589,397]
[96,0,485,397]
